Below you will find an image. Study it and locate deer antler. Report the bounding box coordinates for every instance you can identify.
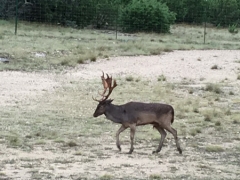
[93,72,117,102]
[98,71,110,96]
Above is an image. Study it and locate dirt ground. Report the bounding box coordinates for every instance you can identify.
[0,50,240,180]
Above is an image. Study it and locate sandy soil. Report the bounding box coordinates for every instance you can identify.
[1,50,240,106]
[69,50,240,83]
[0,50,240,180]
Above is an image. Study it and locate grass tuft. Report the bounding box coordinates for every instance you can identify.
[60,60,70,66]
[66,141,78,147]
[149,174,162,180]
[237,74,240,80]
[100,174,113,180]
[189,128,202,136]
[206,145,224,152]
[225,109,231,116]
[126,76,134,81]
[211,64,219,70]
[205,83,222,94]
[193,107,199,113]
[215,121,221,126]
[157,74,167,81]
[229,91,234,95]
[233,119,240,124]
[90,55,97,62]
[8,136,22,147]
[204,114,212,122]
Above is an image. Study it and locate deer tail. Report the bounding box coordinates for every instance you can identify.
[171,108,174,124]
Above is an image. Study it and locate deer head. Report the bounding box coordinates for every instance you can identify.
[93,72,117,117]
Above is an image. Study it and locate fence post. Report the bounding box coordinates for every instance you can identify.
[203,6,207,44]
[115,6,118,39]
[15,0,18,35]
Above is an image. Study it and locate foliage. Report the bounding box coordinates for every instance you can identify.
[163,0,207,23]
[163,0,188,23]
[1,0,240,30]
[208,0,240,26]
[163,0,240,26]
[0,0,118,28]
[120,0,175,33]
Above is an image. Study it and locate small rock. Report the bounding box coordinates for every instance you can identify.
[35,52,46,58]
[0,57,10,63]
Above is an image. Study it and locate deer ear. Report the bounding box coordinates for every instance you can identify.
[106,99,113,104]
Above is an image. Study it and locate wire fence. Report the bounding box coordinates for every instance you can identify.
[0,0,239,42]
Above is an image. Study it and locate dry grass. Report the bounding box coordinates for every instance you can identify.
[1,20,240,71]
[0,76,239,179]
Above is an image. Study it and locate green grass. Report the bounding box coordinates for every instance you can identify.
[205,145,224,152]
[1,20,240,71]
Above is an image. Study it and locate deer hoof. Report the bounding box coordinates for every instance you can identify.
[127,148,134,154]
[117,145,121,151]
[152,149,160,154]
[178,148,182,154]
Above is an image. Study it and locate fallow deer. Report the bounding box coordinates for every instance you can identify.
[93,72,182,154]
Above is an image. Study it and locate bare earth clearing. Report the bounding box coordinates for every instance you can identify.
[0,50,240,180]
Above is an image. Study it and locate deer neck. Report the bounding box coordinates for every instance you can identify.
[104,103,123,123]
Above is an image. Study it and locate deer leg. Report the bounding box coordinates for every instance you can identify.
[116,125,127,151]
[128,124,136,154]
[152,125,167,154]
[165,126,182,154]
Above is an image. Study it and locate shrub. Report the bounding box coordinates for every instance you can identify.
[120,0,176,33]
[208,0,240,27]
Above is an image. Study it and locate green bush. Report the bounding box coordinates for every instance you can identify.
[120,0,176,33]
[164,0,207,23]
[208,0,240,27]
[163,0,188,23]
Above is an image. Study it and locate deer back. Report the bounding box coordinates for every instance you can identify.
[104,102,174,125]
